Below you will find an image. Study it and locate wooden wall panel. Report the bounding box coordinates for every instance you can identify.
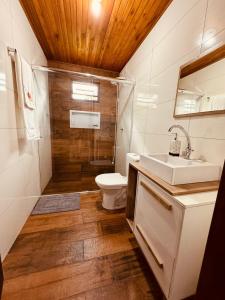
[48,61,118,188]
[19,0,172,72]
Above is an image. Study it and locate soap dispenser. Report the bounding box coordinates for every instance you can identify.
[169,133,181,156]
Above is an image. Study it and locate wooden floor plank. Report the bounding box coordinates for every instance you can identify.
[81,207,126,223]
[12,222,102,256]
[21,210,83,234]
[84,277,162,300]
[84,232,138,260]
[63,294,86,300]
[100,217,130,235]
[108,248,163,298]
[2,190,165,300]
[2,258,112,300]
[3,248,163,300]
[79,191,105,210]
[80,191,126,224]
[43,177,99,194]
[3,257,112,297]
[109,248,155,281]
[84,280,135,300]
[4,236,84,279]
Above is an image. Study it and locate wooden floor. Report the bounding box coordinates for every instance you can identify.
[43,177,99,194]
[2,191,164,300]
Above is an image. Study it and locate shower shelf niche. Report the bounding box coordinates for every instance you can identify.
[70,110,101,129]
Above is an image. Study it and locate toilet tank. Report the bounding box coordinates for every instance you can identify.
[126,153,140,177]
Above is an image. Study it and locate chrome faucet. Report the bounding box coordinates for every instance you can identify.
[168,125,193,159]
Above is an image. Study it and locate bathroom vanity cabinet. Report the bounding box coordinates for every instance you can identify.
[126,163,218,300]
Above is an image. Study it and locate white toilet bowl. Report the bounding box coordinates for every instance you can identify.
[95,173,128,210]
[95,153,140,210]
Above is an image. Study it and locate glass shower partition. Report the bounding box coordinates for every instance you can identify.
[47,71,118,193]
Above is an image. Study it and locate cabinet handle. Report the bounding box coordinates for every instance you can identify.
[140,181,173,211]
[136,224,163,269]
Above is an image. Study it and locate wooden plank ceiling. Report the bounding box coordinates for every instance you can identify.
[19,0,172,72]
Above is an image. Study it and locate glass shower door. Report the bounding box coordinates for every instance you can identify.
[48,72,118,192]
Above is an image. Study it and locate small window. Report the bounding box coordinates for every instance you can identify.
[72,81,99,101]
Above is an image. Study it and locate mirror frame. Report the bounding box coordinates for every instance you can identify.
[174,44,225,118]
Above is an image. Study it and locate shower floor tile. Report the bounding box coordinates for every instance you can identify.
[43,176,99,194]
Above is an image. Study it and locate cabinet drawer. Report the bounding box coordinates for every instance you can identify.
[134,223,174,297]
[134,173,183,296]
[135,173,183,259]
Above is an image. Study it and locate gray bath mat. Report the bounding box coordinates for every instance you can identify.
[31,192,80,215]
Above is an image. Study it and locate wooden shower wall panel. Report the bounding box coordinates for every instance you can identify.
[48,61,118,183]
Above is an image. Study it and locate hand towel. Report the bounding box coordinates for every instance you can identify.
[14,51,40,140]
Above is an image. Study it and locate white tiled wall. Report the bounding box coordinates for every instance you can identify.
[116,0,225,175]
[0,0,52,259]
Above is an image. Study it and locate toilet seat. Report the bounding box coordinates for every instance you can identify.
[95,173,127,189]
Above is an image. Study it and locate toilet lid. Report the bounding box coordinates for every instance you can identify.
[95,173,127,187]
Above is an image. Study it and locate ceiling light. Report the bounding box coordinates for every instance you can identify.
[92,0,102,17]
[202,29,216,48]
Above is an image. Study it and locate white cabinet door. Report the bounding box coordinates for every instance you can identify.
[134,173,183,297]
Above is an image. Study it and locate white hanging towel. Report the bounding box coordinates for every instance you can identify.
[14,51,40,140]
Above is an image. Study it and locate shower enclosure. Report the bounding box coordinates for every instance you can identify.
[0,48,135,259]
[45,67,122,193]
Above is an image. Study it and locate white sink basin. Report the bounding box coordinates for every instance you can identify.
[140,153,221,185]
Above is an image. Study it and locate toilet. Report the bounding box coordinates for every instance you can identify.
[95,153,140,210]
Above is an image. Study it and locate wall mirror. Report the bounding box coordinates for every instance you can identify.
[174,45,225,117]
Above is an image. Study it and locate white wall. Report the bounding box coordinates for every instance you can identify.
[116,0,225,175]
[0,0,52,259]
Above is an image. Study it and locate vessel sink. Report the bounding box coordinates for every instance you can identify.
[140,153,221,185]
